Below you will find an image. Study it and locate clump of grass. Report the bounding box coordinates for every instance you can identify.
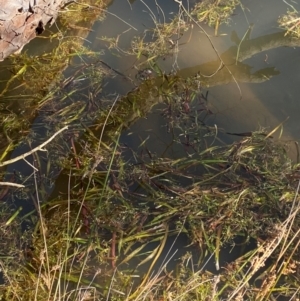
[1,83,300,300]
[9,38,102,99]
[59,0,107,29]
[131,16,189,62]
[278,10,300,38]
[192,0,240,35]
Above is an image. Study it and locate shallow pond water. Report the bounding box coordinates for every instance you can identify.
[0,0,299,298]
[1,0,300,166]
[83,0,300,160]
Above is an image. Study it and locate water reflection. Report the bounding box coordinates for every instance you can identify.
[98,1,300,160]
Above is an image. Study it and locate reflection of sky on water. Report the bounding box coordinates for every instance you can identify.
[95,0,300,159]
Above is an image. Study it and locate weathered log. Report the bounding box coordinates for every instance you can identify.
[0,0,69,61]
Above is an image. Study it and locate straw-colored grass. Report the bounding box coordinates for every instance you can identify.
[278,10,300,38]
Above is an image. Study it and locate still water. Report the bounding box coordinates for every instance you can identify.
[87,0,300,159]
[2,0,300,168]
[0,0,299,296]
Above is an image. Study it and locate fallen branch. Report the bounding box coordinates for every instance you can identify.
[0,126,68,168]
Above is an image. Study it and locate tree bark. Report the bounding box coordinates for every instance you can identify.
[0,0,69,61]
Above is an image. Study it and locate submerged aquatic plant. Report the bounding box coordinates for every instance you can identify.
[1,0,300,300]
[0,96,300,299]
[131,15,189,62]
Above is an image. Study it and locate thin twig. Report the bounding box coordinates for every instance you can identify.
[0,126,68,168]
[0,182,25,188]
